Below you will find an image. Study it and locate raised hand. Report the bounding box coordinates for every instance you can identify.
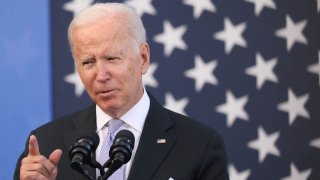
[20,135,62,180]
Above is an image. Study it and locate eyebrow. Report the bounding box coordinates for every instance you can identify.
[79,55,94,61]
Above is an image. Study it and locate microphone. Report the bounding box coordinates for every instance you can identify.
[100,129,135,180]
[69,133,100,180]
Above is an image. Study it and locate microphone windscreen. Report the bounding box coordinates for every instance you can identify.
[69,132,100,163]
[114,130,135,145]
[77,132,100,149]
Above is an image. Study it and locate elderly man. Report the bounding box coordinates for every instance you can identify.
[15,3,228,180]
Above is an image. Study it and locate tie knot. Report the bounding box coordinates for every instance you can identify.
[107,119,123,136]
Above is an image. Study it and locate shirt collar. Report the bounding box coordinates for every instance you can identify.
[96,88,150,133]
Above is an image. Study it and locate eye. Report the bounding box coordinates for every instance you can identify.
[80,58,95,69]
[104,56,119,61]
[82,60,93,65]
[108,57,117,61]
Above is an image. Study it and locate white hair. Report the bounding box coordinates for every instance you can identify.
[68,3,147,51]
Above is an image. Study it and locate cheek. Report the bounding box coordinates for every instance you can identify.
[127,64,141,81]
[78,70,94,89]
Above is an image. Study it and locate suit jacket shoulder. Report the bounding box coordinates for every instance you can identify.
[128,94,228,180]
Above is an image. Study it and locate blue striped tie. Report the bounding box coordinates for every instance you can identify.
[98,119,125,179]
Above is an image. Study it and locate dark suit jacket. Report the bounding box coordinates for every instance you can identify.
[14,95,229,180]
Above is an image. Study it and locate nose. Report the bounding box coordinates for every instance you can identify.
[96,61,110,82]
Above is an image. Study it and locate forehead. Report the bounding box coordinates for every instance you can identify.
[77,21,135,48]
[73,22,133,50]
[72,12,133,41]
[74,21,123,42]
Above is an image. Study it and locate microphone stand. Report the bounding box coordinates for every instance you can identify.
[98,154,125,180]
[70,162,95,180]
[70,152,102,180]
[97,159,111,180]
[71,155,123,180]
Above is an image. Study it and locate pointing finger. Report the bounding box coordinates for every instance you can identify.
[28,135,40,156]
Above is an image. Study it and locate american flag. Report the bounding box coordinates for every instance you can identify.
[53,0,320,179]
[1,0,320,179]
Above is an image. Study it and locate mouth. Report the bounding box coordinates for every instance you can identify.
[96,89,117,97]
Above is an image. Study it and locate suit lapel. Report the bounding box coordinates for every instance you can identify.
[64,105,97,180]
[128,95,177,180]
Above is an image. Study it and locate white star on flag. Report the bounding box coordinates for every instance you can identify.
[183,0,216,19]
[164,93,189,115]
[310,137,320,149]
[216,90,249,127]
[281,163,312,180]
[63,0,93,16]
[248,126,281,163]
[245,53,278,89]
[143,62,159,88]
[228,164,251,180]
[277,88,310,125]
[184,55,218,92]
[307,51,320,86]
[275,15,308,51]
[154,20,188,57]
[64,69,85,97]
[214,18,247,54]
[244,0,276,16]
[125,0,157,17]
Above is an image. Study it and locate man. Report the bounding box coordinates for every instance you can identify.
[15,3,228,180]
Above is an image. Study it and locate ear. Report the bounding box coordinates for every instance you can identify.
[140,42,150,75]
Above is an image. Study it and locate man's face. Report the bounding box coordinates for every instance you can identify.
[71,19,149,118]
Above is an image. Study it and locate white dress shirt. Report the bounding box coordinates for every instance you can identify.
[95,89,150,179]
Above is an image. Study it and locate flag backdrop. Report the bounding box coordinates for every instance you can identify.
[1,0,320,179]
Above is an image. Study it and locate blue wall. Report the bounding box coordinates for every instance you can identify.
[0,0,51,179]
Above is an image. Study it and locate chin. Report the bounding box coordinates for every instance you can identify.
[98,102,122,113]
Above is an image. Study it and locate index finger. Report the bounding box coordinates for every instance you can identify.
[28,135,40,156]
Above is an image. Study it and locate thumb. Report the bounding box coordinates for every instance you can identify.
[28,135,40,156]
[49,149,62,167]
